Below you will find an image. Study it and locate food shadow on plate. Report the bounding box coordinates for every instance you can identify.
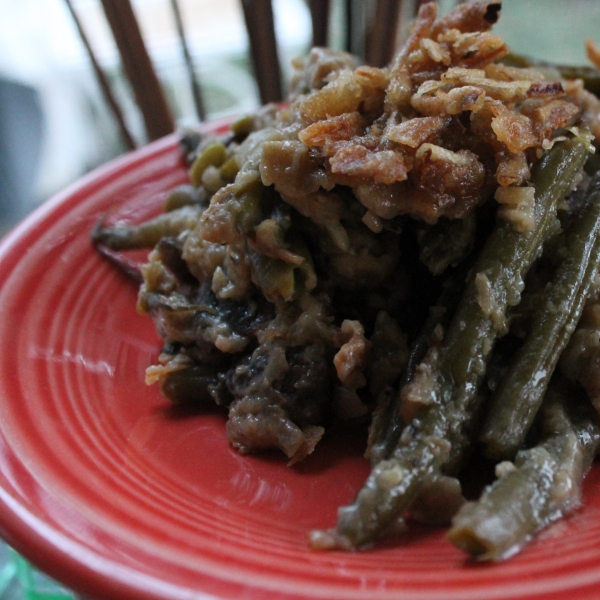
[161,400,370,476]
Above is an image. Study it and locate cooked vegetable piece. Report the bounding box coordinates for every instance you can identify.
[481,170,600,459]
[505,53,600,97]
[311,138,589,550]
[247,235,316,302]
[164,184,206,212]
[417,216,476,276]
[366,267,465,465]
[92,206,201,251]
[449,380,600,561]
[189,142,227,187]
[160,364,224,405]
[92,244,143,283]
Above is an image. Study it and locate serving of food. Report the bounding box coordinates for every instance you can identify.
[91,0,600,563]
[4,2,600,599]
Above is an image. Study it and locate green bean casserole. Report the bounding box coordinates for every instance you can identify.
[93,1,600,561]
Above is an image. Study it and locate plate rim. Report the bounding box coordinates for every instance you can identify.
[2,119,600,600]
[0,128,232,600]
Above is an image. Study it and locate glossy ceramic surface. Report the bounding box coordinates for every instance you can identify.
[1,123,600,599]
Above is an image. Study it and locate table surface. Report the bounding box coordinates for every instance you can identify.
[0,545,76,600]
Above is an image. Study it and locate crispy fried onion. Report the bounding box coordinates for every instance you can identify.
[267,1,590,225]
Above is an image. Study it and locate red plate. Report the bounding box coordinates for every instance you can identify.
[1,120,600,600]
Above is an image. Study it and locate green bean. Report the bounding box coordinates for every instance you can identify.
[503,53,600,97]
[247,236,315,302]
[164,184,206,212]
[142,291,218,314]
[481,171,600,459]
[92,206,200,251]
[555,65,600,97]
[189,142,227,187]
[449,380,600,561]
[230,114,255,139]
[366,268,465,465]
[93,244,143,283]
[312,138,589,550]
[417,215,476,276]
[220,157,240,183]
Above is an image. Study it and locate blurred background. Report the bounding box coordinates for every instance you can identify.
[0,0,322,233]
[0,0,599,596]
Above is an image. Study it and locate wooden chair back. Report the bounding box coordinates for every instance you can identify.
[64,0,426,150]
